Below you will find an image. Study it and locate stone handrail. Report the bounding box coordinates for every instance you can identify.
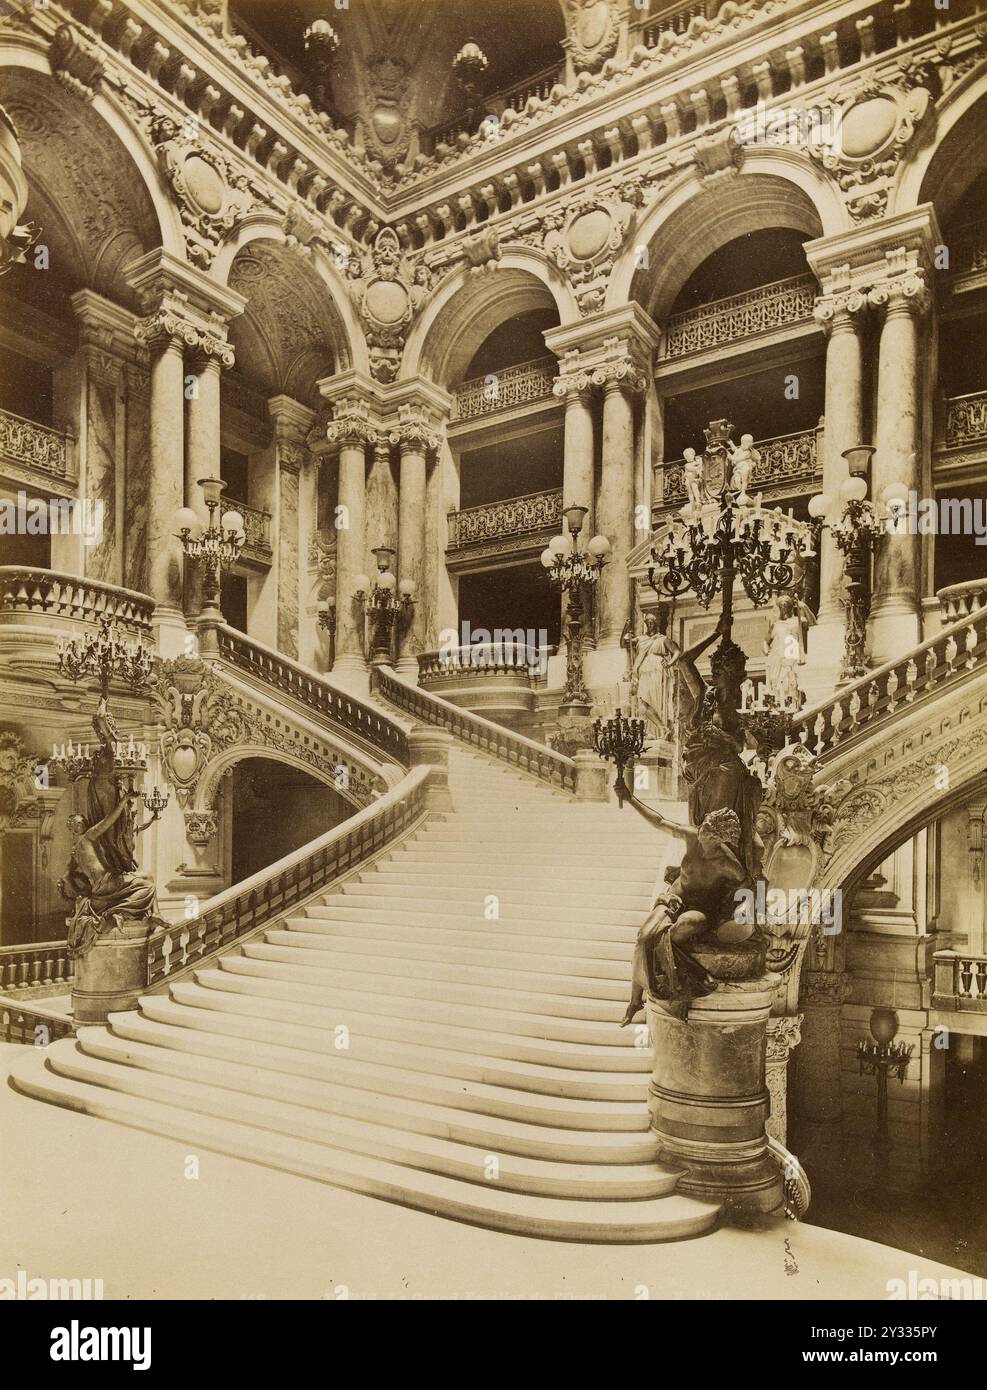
[0,998,75,1044]
[634,0,716,45]
[932,950,987,1012]
[147,764,432,987]
[937,578,987,623]
[216,624,410,767]
[0,406,74,482]
[768,1135,811,1219]
[426,67,565,148]
[663,274,816,358]
[0,567,155,635]
[447,487,563,550]
[0,939,73,993]
[943,389,987,449]
[374,664,577,792]
[418,643,553,680]
[793,604,987,761]
[453,356,557,422]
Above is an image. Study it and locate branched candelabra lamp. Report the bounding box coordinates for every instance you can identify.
[592,708,646,808]
[650,420,816,647]
[174,477,246,655]
[808,446,895,682]
[56,615,153,700]
[857,1006,913,1205]
[541,505,610,712]
[50,615,167,820]
[353,546,415,664]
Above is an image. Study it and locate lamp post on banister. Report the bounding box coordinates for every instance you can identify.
[808,446,895,683]
[541,504,610,717]
[174,477,246,657]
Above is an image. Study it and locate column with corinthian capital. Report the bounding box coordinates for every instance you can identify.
[325,402,372,690]
[806,291,868,677]
[553,366,596,531]
[396,413,440,677]
[596,360,645,651]
[868,271,930,663]
[268,396,316,663]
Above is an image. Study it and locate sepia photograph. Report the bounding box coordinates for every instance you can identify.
[0,0,985,1347]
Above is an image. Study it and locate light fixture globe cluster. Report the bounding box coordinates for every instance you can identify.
[808,448,901,556]
[540,505,611,590]
[354,546,416,664]
[173,477,246,571]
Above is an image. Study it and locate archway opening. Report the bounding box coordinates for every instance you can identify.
[229,757,352,884]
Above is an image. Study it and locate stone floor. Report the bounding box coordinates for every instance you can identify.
[1,1042,974,1301]
[805,1177,987,1280]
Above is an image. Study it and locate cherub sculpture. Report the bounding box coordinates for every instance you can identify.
[728,433,760,500]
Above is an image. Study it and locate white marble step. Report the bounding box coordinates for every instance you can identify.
[369,861,657,886]
[244,940,628,997]
[219,952,626,1018]
[267,923,634,965]
[110,1009,650,1130]
[142,992,649,1100]
[337,881,652,911]
[191,967,645,1054]
[45,1038,672,1200]
[11,1051,717,1243]
[283,912,636,951]
[77,1024,655,1158]
[296,905,639,941]
[316,891,643,927]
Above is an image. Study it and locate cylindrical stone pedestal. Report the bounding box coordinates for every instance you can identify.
[406,726,454,812]
[71,917,154,1024]
[647,972,784,1218]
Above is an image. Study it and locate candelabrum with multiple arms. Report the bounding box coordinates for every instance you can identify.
[808,446,898,683]
[541,504,611,712]
[352,545,415,665]
[173,476,247,656]
[857,1006,913,1206]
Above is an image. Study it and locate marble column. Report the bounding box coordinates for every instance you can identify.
[559,382,595,528]
[366,434,399,573]
[326,410,370,684]
[812,293,867,629]
[397,421,435,677]
[596,369,640,648]
[135,315,189,627]
[185,343,231,628]
[268,396,315,664]
[791,970,852,1185]
[868,272,929,663]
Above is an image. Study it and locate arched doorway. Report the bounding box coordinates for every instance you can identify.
[229,756,352,883]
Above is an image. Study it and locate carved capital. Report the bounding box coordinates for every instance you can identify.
[868,271,931,317]
[766,1013,804,1061]
[184,809,217,846]
[813,290,868,335]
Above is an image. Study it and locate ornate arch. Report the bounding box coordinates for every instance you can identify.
[193,740,384,819]
[225,236,357,406]
[613,160,843,323]
[898,71,987,225]
[402,251,576,387]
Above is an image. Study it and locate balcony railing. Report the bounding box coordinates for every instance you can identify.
[0,407,75,483]
[658,427,819,507]
[933,951,987,1013]
[227,498,272,559]
[426,64,566,149]
[447,487,563,552]
[0,567,155,635]
[634,1,717,46]
[418,643,552,720]
[664,275,817,359]
[0,940,73,994]
[937,578,987,623]
[944,389,987,449]
[453,357,557,423]
[945,221,987,279]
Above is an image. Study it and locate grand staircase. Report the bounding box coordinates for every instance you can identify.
[11,734,721,1243]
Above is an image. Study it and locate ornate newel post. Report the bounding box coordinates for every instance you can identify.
[647,973,783,1215]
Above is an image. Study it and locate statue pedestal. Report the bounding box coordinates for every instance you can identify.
[646,968,784,1219]
[71,916,155,1024]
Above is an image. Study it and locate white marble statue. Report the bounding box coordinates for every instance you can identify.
[728,433,760,499]
[763,595,807,711]
[631,612,680,744]
[682,447,705,513]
